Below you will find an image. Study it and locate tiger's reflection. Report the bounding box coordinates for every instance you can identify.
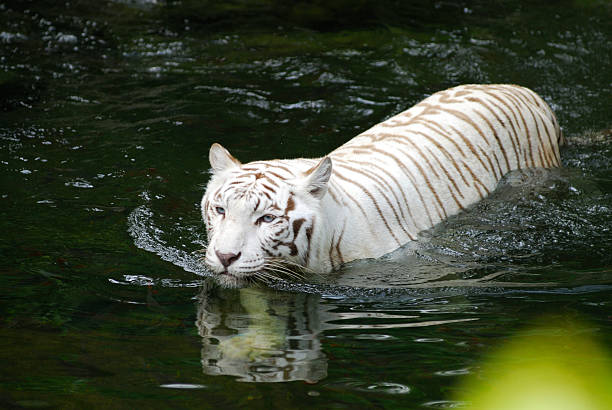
[195,280,328,382]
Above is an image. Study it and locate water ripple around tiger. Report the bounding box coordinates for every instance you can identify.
[126,131,612,298]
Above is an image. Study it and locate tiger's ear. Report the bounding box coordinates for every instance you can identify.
[209,143,241,174]
[302,157,332,200]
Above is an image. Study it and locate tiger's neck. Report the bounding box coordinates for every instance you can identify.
[309,183,384,273]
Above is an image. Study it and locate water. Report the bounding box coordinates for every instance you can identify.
[1,0,611,407]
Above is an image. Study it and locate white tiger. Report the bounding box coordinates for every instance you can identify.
[201,84,563,287]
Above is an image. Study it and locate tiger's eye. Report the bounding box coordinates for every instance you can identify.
[259,214,275,223]
[215,206,225,215]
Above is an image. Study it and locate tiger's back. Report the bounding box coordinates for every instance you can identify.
[322,84,563,267]
[202,84,563,285]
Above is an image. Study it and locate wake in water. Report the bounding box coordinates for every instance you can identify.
[128,203,206,276]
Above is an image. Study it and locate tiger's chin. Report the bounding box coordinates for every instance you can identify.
[202,264,248,288]
[214,271,251,288]
[207,265,268,288]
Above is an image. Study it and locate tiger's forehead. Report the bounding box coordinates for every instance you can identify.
[213,161,297,211]
[226,162,298,187]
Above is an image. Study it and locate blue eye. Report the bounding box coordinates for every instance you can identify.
[215,207,225,215]
[259,214,275,223]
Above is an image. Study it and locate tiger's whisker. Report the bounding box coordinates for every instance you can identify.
[252,272,272,285]
[262,264,301,279]
[264,258,319,279]
[263,264,307,282]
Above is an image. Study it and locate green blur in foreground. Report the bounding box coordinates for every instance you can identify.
[456,319,612,410]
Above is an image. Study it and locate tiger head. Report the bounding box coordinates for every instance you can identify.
[201,143,332,287]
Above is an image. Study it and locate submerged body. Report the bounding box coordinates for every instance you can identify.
[202,84,563,286]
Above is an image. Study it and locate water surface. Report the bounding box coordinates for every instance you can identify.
[1,0,611,408]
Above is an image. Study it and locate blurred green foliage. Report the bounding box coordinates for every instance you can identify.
[456,319,612,410]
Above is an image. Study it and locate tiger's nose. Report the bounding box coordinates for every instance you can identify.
[215,251,241,268]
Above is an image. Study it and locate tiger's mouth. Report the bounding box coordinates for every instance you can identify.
[216,270,249,288]
[205,256,308,288]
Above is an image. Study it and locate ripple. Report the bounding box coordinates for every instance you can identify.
[0,31,28,43]
[354,334,397,341]
[422,400,468,408]
[65,179,94,189]
[435,368,471,376]
[159,383,207,389]
[127,205,207,277]
[330,318,476,331]
[109,274,201,288]
[331,379,411,395]
[366,382,411,394]
[415,338,445,343]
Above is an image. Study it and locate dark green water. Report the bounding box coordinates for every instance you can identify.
[1,0,611,408]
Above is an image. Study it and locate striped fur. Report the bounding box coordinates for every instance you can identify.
[201,84,563,286]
